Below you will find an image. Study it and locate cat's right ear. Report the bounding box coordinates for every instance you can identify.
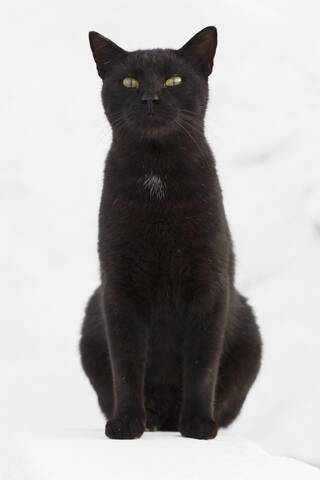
[89,31,127,78]
[178,26,217,77]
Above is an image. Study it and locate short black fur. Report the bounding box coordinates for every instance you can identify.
[80,27,262,440]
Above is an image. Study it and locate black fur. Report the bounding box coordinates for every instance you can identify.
[80,27,262,440]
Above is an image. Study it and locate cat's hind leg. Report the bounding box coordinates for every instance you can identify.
[214,293,262,427]
[79,287,113,418]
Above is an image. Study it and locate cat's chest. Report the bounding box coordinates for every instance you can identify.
[102,181,214,268]
[137,173,167,201]
[104,168,214,233]
[100,171,218,301]
[109,178,209,235]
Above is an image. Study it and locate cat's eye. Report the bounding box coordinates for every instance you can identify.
[165,76,182,87]
[123,77,139,88]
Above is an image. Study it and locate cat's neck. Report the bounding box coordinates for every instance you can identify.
[110,128,209,167]
[104,129,217,200]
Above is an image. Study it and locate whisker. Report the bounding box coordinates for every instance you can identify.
[179,117,204,136]
[174,119,203,154]
[179,108,202,119]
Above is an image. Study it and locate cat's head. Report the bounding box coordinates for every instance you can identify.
[89,27,217,141]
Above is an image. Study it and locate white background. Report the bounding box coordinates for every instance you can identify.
[1,0,320,476]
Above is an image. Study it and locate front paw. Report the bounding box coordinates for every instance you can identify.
[105,416,144,439]
[180,417,218,440]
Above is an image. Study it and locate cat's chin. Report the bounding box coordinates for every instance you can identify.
[128,114,178,139]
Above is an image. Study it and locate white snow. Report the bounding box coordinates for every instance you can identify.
[3,431,320,480]
[1,0,320,477]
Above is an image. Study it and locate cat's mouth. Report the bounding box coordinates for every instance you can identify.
[133,110,176,131]
[109,107,178,137]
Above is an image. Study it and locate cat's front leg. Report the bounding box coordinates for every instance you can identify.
[102,288,147,439]
[180,291,228,440]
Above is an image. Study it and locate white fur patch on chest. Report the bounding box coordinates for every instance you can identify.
[142,173,166,200]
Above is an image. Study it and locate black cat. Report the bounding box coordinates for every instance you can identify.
[80,26,262,440]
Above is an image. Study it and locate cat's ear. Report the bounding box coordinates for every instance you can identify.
[178,26,217,77]
[89,31,127,78]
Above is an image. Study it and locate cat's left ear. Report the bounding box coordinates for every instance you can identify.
[178,26,217,77]
[89,31,127,78]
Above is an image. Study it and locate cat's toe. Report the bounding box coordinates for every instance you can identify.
[105,417,144,439]
[180,417,218,440]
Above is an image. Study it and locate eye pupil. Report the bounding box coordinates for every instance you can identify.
[165,76,182,87]
[123,77,139,88]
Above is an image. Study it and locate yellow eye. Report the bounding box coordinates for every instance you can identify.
[123,77,139,88]
[165,76,182,87]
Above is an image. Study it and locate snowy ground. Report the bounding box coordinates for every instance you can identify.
[3,431,320,480]
[1,0,320,477]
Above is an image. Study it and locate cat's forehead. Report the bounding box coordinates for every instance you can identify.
[123,49,186,74]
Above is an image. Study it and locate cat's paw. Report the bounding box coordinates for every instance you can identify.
[180,417,218,440]
[105,417,144,439]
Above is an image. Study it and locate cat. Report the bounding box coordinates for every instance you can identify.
[79,26,262,440]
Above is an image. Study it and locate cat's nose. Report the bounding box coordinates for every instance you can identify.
[141,93,159,113]
[141,93,160,104]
